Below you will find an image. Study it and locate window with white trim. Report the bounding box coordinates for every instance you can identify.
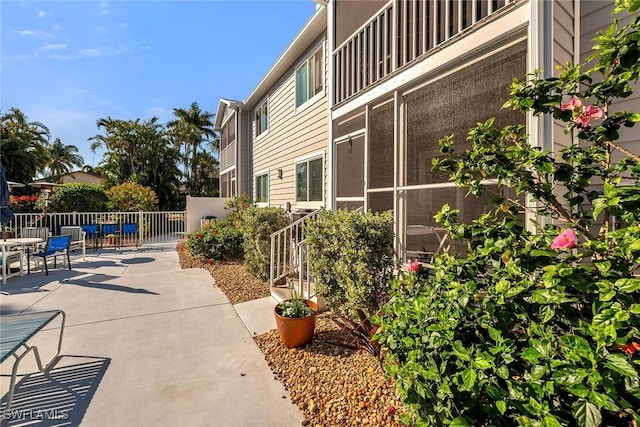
[255,172,269,204]
[295,156,323,203]
[295,47,323,108]
[255,100,269,136]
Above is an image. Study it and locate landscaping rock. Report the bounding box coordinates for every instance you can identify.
[178,243,407,425]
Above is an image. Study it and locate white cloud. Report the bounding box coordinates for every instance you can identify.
[14,29,36,36]
[48,54,76,60]
[13,29,53,38]
[100,2,111,15]
[80,48,102,57]
[36,10,50,19]
[42,44,67,51]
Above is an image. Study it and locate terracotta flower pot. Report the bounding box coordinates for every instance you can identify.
[274,299,318,348]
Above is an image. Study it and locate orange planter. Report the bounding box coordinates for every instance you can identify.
[274,299,318,348]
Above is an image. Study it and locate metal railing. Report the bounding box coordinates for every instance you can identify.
[5,211,186,246]
[220,140,236,171]
[269,209,321,297]
[333,0,516,104]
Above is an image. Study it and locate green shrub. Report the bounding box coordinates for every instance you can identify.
[224,194,253,229]
[185,219,243,261]
[377,5,640,426]
[306,209,395,317]
[241,207,290,280]
[107,182,158,211]
[45,183,109,212]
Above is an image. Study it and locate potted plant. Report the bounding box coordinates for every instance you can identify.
[274,280,318,348]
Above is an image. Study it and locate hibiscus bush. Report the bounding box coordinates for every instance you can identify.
[377,3,640,426]
[184,219,243,261]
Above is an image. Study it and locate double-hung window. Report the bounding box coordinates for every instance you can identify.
[295,156,323,203]
[255,172,269,204]
[255,99,269,136]
[295,47,323,108]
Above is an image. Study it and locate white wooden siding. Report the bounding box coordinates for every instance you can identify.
[580,1,640,161]
[251,39,329,208]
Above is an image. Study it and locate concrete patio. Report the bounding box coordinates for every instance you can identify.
[0,245,301,426]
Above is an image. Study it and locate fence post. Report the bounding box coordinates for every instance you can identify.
[138,210,143,246]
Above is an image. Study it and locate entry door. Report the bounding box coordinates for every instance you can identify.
[334,132,366,210]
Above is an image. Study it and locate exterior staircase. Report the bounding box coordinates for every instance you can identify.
[269,209,321,302]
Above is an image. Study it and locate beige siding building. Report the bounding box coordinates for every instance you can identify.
[215,0,639,266]
[215,7,328,213]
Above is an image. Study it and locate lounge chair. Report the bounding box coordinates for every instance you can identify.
[0,310,66,417]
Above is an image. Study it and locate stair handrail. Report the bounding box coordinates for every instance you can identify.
[270,208,322,288]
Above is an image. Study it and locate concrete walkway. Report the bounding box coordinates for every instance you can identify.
[0,246,302,426]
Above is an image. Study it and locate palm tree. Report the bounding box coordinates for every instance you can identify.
[45,138,84,181]
[0,107,50,183]
[167,102,216,192]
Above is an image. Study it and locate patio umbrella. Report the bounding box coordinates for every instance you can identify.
[0,164,14,225]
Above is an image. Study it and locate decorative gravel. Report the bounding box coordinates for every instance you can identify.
[177,243,407,425]
[256,314,406,426]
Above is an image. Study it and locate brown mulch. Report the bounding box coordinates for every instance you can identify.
[177,243,407,426]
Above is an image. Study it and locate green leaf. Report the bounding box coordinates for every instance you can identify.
[474,357,492,370]
[543,414,562,427]
[452,340,471,361]
[522,347,542,363]
[615,278,640,293]
[450,417,472,426]
[497,365,509,379]
[540,306,555,323]
[462,368,477,390]
[630,304,640,314]
[572,400,602,427]
[531,365,547,381]
[496,400,507,415]
[604,354,639,379]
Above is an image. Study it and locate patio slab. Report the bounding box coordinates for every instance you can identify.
[0,248,302,426]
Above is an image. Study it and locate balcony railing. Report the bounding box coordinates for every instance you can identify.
[333,0,517,104]
[220,140,236,171]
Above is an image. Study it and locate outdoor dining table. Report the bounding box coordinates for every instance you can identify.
[0,237,44,284]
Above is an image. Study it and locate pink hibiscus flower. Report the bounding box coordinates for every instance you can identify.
[551,228,577,249]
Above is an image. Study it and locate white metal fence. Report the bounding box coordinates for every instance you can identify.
[4,211,186,247]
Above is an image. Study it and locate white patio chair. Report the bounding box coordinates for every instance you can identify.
[60,226,86,261]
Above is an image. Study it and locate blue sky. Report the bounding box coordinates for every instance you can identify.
[1,0,317,167]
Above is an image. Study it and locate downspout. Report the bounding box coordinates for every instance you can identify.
[528,0,554,230]
[327,1,335,211]
[574,1,581,72]
[542,0,553,152]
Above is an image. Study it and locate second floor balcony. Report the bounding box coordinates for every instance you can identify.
[333,0,518,105]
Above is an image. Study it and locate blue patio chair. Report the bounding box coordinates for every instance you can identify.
[121,223,139,248]
[81,224,99,250]
[29,235,72,275]
[100,223,119,249]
